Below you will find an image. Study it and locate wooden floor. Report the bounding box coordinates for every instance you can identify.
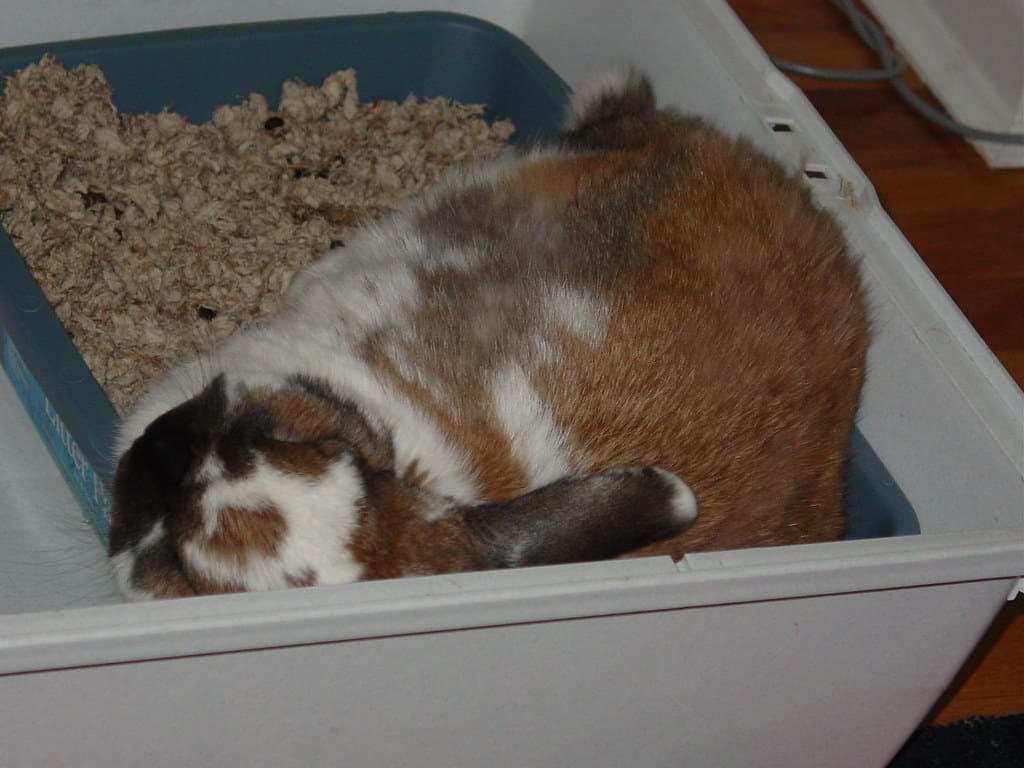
[726,0,1023,725]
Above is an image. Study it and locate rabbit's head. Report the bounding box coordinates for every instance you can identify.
[109,373,697,598]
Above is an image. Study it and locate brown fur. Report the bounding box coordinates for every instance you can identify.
[243,388,348,477]
[360,334,530,500]
[131,531,248,597]
[130,538,199,598]
[246,388,341,443]
[201,504,289,565]
[349,472,485,579]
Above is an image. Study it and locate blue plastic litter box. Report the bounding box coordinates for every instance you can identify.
[0,11,918,547]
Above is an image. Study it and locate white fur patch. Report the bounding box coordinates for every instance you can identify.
[109,550,147,601]
[109,520,167,601]
[380,338,452,407]
[490,363,574,489]
[196,453,226,484]
[531,333,559,366]
[289,258,421,338]
[652,467,699,526]
[187,456,365,590]
[543,284,609,344]
[422,245,484,273]
[312,355,479,503]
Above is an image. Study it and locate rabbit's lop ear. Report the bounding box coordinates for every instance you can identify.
[129,375,227,492]
[463,467,698,569]
[283,376,396,473]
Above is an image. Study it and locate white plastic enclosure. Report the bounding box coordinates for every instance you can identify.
[0,2,1021,767]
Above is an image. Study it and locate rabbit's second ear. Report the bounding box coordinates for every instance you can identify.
[128,375,228,492]
[462,467,697,569]
[274,376,396,473]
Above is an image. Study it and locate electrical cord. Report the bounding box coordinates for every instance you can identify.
[770,0,1024,146]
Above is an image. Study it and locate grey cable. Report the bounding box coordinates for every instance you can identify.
[770,0,1024,146]
[770,57,903,82]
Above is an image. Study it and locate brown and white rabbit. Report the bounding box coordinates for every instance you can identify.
[109,67,868,599]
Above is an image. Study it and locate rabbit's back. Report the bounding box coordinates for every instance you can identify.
[319,102,868,555]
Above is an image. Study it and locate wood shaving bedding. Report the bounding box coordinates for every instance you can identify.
[0,56,515,414]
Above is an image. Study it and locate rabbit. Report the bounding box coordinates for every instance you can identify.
[108,67,868,599]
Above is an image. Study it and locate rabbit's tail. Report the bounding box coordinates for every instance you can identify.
[560,65,656,148]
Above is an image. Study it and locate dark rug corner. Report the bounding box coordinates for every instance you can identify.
[888,713,1024,768]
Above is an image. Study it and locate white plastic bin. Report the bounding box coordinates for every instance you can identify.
[0,2,1021,767]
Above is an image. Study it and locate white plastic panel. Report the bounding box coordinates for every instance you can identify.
[0,370,120,615]
[2,530,1019,675]
[1,578,1014,768]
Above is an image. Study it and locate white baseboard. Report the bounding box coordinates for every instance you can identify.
[863,0,1024,168]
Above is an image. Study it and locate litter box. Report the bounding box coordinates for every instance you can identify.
[0,11,917,547]
[0,4,1020,768]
